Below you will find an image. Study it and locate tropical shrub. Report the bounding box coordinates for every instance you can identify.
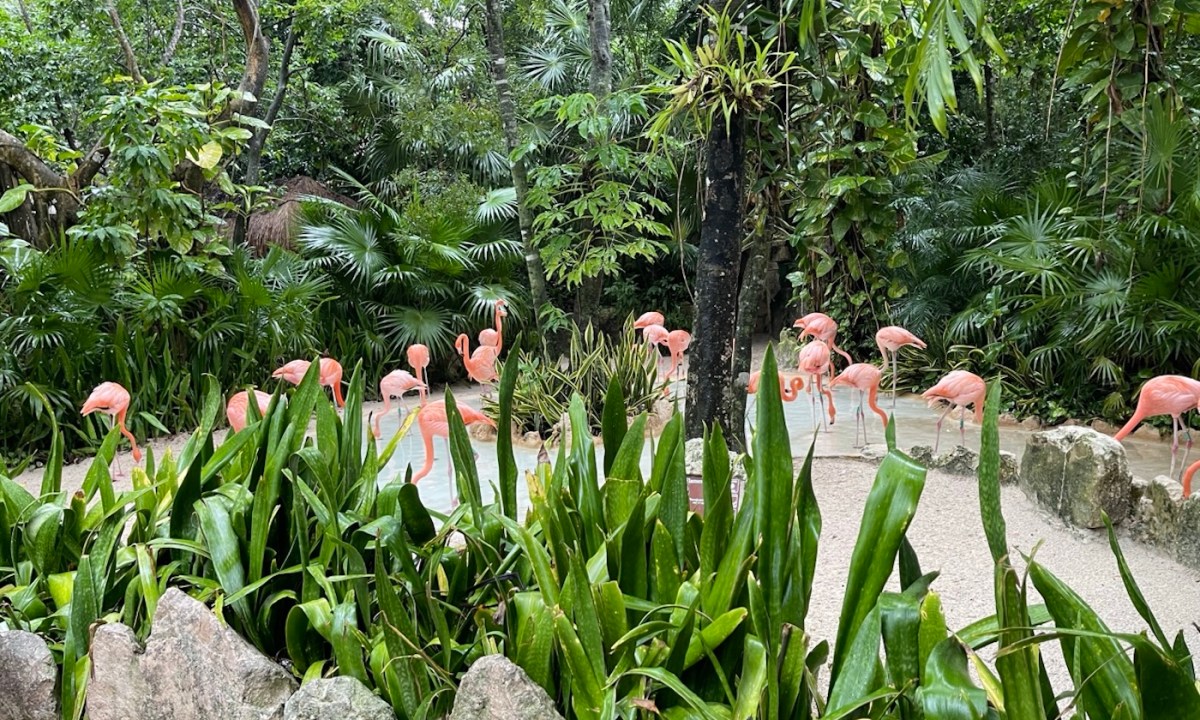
[493,322,663,436]
[3,343,1197,720]
[297,173,525,372]
[0,236,332,460]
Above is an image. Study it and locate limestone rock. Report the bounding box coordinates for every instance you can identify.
[521,431,541,447]
[999,451,1020,486]
[449,655,563,720]
[0,630,57,720]
[860,444,888,461]
[1019,427,1132,529]
[88,588,296,720]
[1132,475,1184,548]
[1019,416,1041,431]
[285,678,394,720]
[1175,497,1200,570]
[999,413,1020,426]
[909,445,935,466]
[468,422,497,442]
[1130,475,1150,504]
[935,446,978,475]
[1091,419,1121,436]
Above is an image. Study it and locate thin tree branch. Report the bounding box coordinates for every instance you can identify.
[227,0,271,119]
[105,0,146,84]
[16,0,33,33]
[160,0,186,67]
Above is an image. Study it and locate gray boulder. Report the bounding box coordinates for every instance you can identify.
[1019,427,1131,528]
[449,655,563,720]
[88,588,296,720]
[285,677,394,720]
[908,445,935,466]
[860,443,888,461]
[1177,497,1200,570]
[0,630,57,720]
[1132,476,1184,548]
[999,451,1020,486]
[935,446,979,476]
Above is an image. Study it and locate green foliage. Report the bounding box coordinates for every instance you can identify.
[297,173,525,366]
[69,81,260,256]
[6,343,1196,720]
[492,322,663,436]
[527,91,673,286]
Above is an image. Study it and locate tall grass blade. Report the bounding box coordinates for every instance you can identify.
[830,450,926,687]
[602,373,627,476]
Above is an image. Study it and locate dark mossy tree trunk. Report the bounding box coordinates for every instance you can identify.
[574,0,613,329]
[685,109,746,442]
[730,223,770,445]
[484,0,550,333]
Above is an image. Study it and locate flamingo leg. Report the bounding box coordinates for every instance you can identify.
[816,376,830,432]
[959,406,967,448]
[808,380,818,431]
[860,389,869,446]
[446,438,458,510]
[1180,418,1194,482]
[1171,417,1180,478]
[933,404,954,455]
[891,352,899,409]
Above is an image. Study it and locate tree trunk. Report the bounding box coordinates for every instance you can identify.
[587,0,612,96]
[483,0,549,333]
[685,109,745,441]
[730,224,770,449]
[234,19,299,246]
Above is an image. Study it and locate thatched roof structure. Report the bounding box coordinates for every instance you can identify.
[245,175,356,254]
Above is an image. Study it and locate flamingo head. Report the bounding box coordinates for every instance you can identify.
[496,299,508,317]
[455,334,470,354]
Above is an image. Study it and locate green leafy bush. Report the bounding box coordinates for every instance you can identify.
[492,322,663,436]
[3,345,1197,720]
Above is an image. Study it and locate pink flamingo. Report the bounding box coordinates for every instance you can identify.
[922,370,986,453]
[412,400,497,507]
[876,325,927,407]
[374,370,427,439]
[794,312,854,372]
[81,381,141,476]
[478,299,508,353]
[797,340,836,430]
[747,371,805,402]
[831,363,888,447]
[642,323,670,376]
[664,329,691,381]
[634,311,665,330]
[1114,375,1200,477]
[226,390,272,433]
[272,357,345,408]
[407,344,431,406]
[456,334,499,386]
